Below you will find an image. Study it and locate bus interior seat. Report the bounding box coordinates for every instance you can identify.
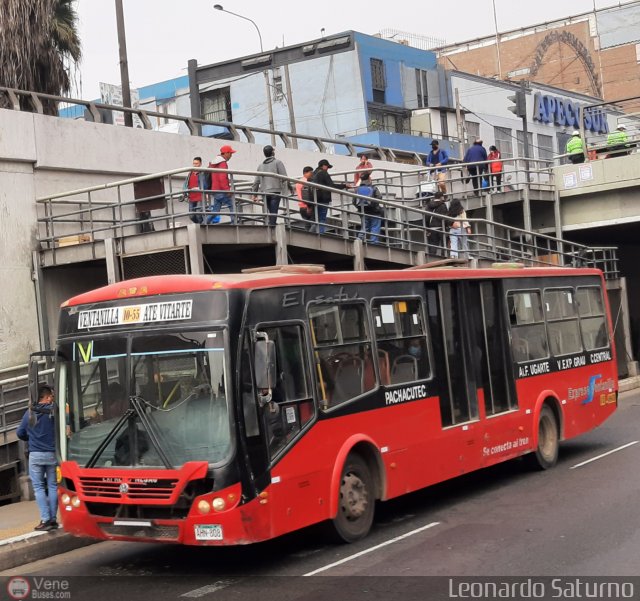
[391,354,418,384]
[331,354,364,404]
[377,349,391,385]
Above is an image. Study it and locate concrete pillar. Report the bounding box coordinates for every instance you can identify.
[416,250,426,265]
[618,277,639,376]
[353,239,365,271]
[104,238,121,284]
[187,224,204,274]
[275,224,288,266]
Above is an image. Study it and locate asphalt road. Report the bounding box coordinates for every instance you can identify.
[4,390,640,600]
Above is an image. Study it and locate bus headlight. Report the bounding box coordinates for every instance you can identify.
[71,496,81,508]
[197,500,211,515]
[212,497,226,512]
[61,494,71,506]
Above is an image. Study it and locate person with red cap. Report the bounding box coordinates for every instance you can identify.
[208,145,237,224]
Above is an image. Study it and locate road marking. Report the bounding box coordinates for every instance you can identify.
[303,521,440,576]
[0,531,47,547]
[570,440,639,469]
[180,580,234,598]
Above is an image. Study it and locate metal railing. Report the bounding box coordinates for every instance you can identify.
[34,161,619,279]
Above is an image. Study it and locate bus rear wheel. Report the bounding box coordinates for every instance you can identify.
[526,405,559,470]
[327,454,375,543]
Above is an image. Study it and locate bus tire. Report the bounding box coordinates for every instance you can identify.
[327,454,375,543]
[526,405,559,470]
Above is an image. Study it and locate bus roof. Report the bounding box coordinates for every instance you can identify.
[62,265,604,308]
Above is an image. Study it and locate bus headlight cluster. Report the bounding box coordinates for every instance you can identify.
[61,494,81,508]
[211,497,226,512]
[197,500,211,515]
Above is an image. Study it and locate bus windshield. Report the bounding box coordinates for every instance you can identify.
[58,330,232,469]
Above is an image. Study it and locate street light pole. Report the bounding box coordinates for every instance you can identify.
[213,4,275,145]
[114,0,133,127]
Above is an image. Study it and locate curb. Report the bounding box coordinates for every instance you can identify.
[619,376,640,394]
[0,531,100,572]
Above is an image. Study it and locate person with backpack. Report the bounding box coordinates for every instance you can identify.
[352,172,384,244]
[16,384,58,531]
[425,191,448,257]
[425,140,449,194]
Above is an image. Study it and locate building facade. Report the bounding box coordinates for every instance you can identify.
[436,1,640,107]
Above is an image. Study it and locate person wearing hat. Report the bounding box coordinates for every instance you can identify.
[606,124,630,158]
[208,145,237,224]
[425,140,449,194]
[16,384,58,531]
[311,159,347,234]
[566,130,585,164]
[251,145,294,227]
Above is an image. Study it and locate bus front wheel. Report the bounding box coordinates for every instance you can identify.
[526,405,559,470]
[327,454,375,543]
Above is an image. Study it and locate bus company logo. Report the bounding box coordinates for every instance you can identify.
[7,577,30,600]
[119,483,129,494]
[567,374,613,405]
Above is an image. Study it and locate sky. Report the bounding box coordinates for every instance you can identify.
[73,0,630,100]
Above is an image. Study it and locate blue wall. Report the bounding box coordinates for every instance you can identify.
[354,32,437,107]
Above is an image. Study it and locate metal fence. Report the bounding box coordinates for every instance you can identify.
[35,160,619,279]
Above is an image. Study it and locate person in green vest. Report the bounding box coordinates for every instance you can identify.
[566,130,585,164]
[606,124,630,158]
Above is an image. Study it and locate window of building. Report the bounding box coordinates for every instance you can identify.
[415,69,429,108]
[372,298,431,385]
[557,132,572,162]
[201,87,232,123]
[538,134,554,162]
[516,130,534,158]
[440,112,449,139]
[507,290,549,362]
[544,289,582,356]
[466,121,480,143]
[494,126,513,159]
[370,58,386,104]
[309,303,375,409]
[368,108,409,134]
[576,286,609,350]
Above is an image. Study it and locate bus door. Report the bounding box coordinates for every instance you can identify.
[463,280,520,466]
[428,282,483,477]
[240,324,320,532]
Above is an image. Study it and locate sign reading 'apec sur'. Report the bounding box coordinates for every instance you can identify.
[532,92,609,134]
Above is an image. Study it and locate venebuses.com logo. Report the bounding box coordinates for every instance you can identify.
[7,576,71,599]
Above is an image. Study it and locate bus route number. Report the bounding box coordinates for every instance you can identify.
[122,307,141,323]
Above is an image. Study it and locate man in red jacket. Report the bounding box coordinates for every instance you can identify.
[208,145,236,224]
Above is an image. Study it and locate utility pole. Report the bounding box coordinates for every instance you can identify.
[455,88,466,157]
[283,64,298,148]
[115,0,133,127]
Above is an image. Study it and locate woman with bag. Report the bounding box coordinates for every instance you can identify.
[448,199,471,259]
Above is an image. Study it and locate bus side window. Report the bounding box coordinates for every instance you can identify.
[309,302,374,409]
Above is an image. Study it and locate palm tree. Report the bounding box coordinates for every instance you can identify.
[0,0,81,113]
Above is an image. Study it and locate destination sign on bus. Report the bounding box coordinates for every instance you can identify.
[77,300,193,329]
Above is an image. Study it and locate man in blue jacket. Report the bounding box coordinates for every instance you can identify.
[425,140,449,194]
[17,384,58,531]
[463,138,488,196]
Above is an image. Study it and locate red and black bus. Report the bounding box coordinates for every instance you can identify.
[47,264,617,545]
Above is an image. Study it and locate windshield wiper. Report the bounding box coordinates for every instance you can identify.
[85,395,173,469]
[86,407,134,468]
[129,395,173,469]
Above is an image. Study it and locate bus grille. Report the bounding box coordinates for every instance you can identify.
[78,477,179,500]
[100,523,180,540]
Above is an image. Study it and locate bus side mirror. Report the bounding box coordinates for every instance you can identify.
[28,351,56,407]
[254,334,276,407]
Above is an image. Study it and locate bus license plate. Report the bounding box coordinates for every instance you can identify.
[194,524,223,541]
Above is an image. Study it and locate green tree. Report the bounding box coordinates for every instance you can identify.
[0,0,81,113]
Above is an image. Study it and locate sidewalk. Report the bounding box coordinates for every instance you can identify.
[0,500,97,572]
[1,377,639,572]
